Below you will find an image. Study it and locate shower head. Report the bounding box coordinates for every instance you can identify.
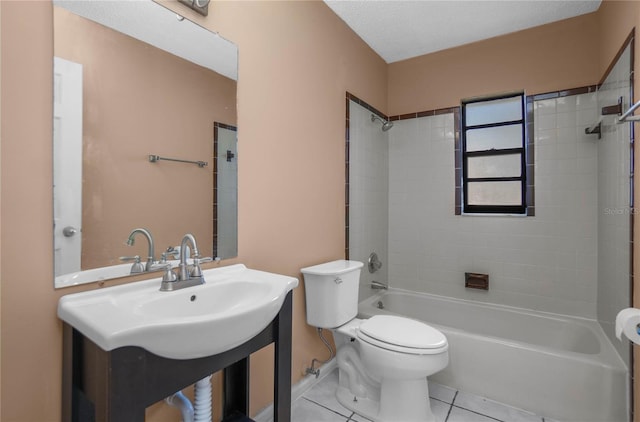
[371,114,394,132]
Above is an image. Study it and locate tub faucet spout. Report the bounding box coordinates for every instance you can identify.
[371,280,388,290]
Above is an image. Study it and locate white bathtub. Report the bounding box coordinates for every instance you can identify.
[358,289,628,422]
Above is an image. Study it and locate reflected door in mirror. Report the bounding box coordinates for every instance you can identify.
[53,56,83,276]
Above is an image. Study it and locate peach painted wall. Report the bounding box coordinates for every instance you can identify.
[388,12,601,115]
[54,7,237,269]
[597,0,640,86]
[1,1,387,421]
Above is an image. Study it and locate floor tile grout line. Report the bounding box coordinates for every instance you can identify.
[449,389,541,422]
[300,393,534,422]
[430,395,455,405]
[444,391,458,422]
[301,396,353,419]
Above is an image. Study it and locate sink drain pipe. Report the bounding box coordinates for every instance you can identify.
[165,375,212,422]
[165,391,194,422]
[194,375,213,422]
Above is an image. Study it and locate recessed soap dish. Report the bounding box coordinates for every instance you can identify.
[465,272,489,290]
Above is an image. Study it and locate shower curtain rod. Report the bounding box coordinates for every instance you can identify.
[618,99,640,123]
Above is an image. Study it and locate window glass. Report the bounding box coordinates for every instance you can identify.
[466,124,522,152]
[467,154,521,178]
[465,96,522,126]
[467,181,522,206]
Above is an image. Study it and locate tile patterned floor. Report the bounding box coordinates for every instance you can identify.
[277,369,558,422]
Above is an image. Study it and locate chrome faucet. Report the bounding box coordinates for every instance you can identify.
[126,228,155,271]
[160,233,207,291]
[179,233,200,281]
[371,280,388,290]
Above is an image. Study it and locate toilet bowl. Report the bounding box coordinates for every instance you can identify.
[301,260,449,422]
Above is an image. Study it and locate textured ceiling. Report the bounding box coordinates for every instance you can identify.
[324,0,602,63]
[54,0,237,80]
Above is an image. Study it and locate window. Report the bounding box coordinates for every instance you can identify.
[461,93,528,214]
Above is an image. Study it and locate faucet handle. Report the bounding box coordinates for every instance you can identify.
[190,255,203,278]
[162,267,178,282]
[165,246,181,259]
[120,256,145,274]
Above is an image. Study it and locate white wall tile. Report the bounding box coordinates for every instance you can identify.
[387,94,599,318]
[350,85,630,365]
[349,101,389,301]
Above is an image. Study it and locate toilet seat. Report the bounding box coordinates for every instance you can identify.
[357,315,448,355]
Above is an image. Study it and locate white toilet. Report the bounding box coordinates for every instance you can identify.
[301,260,448,422]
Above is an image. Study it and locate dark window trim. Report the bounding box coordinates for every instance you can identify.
[466,147,524,157]
[466,120,523,130]
[461,92,527,215]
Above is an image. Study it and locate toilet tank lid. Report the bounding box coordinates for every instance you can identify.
[301,260,364,276]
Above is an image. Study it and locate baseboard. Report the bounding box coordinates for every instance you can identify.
[252,358,337,422]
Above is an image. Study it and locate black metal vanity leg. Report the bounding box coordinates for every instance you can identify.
[64,326,96,422]
[274,292,293,422]
[224,357,250,418]
[62,324,73,422]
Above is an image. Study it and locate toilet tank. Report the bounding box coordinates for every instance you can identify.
[301,260,363,329]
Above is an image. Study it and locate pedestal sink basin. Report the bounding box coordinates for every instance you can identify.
[58,264,298,359]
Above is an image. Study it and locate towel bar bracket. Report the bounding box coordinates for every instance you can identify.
[585,122,602,139]
[602,97,623,116]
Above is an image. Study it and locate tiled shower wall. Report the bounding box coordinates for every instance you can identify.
[215,125,238,259]
[387,93,600,318]
[348,100,389,301]
[597,44,632,368]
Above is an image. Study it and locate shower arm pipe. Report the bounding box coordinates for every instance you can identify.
[149,154,208,168]
[618,99,640,123]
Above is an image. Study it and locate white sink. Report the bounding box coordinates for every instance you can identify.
[57,264,298,359]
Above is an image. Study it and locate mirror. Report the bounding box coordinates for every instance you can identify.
[53,0,238,288]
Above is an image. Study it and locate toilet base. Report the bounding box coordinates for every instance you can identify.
[379,378,433,422]
[336,384,379,422]
[336,378,435,422]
